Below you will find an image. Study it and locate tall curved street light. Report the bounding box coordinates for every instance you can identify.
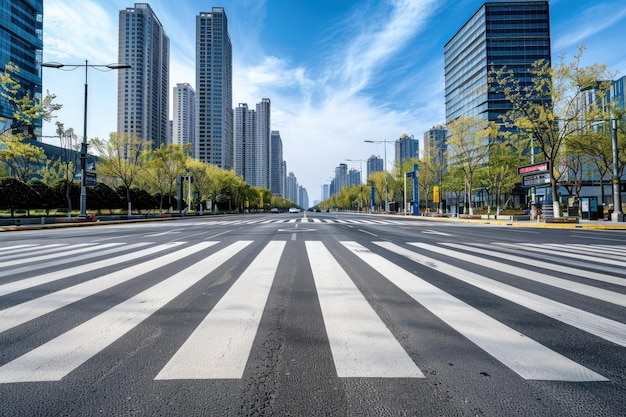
[364,140,392,213]
[41,60,131,217]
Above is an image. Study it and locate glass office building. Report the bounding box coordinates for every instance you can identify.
[0,0,43,137]
[444,1,550,125]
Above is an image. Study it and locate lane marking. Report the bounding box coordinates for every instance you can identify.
[0,241,252,383]
[1,243,145,277]
[0,242,216,333]
[393,242,626,349]
[156,241,285,379]
[306,241,424,378]
[443,243,626,287]
[421,244,626,306]
[345,241,607,381]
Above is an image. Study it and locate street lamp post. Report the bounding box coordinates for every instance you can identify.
[364,140,391,213]
[41,60,131,217]
[611,118,624,222]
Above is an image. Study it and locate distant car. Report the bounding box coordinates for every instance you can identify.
[288,207,300,213]
[270,207,279,213]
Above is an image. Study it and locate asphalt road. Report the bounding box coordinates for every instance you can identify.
[0,212,624,416]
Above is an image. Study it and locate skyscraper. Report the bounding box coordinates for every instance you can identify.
[394,134,419,165]
[444,1,550,125]
[270,130,284,196]
[255,98,271,188]
[366,155,383,181]
[334,163,348,195]
[118,3,169,149]
[234,103,254,180]
[423,125,448,165]
[172,83,195,155]
[0,0,43,138]
[196,8,233,169]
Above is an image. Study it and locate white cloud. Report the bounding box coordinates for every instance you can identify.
[43,0,119,63]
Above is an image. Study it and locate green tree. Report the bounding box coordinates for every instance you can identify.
[446,115,498,215]
[91,133,148,215]
[143,144,187,213]
[490,46,614,217]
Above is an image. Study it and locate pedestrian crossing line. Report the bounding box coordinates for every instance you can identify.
[0,242,180,297]
[0,243,59,256]
[384,242,626,350]
[0,242,217,334]
[0,243,122,271]
[0,241,253,383]
[156,241,285,380]
[0,242,152,278]
[492,242,626,277]
[511,243,626,268]
[442,243,626,288]
[0,243,74,263]
[414,243,626,307]
[305,241,424,378]
[559,243,626,257]
[345,241,608,381]
[540,243,625,260]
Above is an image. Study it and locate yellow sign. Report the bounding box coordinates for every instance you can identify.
[433,186,440,203]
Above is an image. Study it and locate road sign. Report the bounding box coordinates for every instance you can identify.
[518,162,548,175]
[522,172,550,187]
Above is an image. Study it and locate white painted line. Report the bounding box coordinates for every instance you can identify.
[425,244,626,306]
[513,243,626,268]
[0,244,41,255]
[156,241,284,380]
[0,242,217,333]
[1,243,145,277]
[306,241,424,378]
[344,241,607,381]
[0,242,182,296]
[0,244,76,264]
[0,241,252,383]
[443,242,626,288]
[404,243,626,348]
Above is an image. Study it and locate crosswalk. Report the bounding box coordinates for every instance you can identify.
[0,238,624,384]
[187,217,430,226]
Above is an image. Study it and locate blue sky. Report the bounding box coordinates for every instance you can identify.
[41,0,626,201]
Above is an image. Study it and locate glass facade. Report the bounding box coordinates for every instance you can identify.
[196,8,233,169]
[444,1,550,125]
[394,134,419,165]
[0,0,43,137]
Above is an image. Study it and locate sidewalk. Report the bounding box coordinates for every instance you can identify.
[400,214,626,230]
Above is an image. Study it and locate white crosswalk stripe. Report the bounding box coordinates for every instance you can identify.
[0,239,621,384]
[156,241,285,379]
[348,241,607,382]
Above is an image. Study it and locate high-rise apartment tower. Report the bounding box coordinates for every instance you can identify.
[196,8,233,169]
[118,3,169,149]
[172,83,195,155]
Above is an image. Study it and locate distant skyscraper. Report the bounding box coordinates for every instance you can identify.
[366,155,383,181]
[196,7,233,169]
[234,103,255,180]
[172,83,195,155]
[270,130,284,196]
[286,172,297,203]
[423,125,448,165]
[1,0,43,138]
[348,168,361,187]
[118,3,169,149]
[444,1,550,125]
[255,98,271,188]
[394,134,419,165]
[334,163,348,195]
